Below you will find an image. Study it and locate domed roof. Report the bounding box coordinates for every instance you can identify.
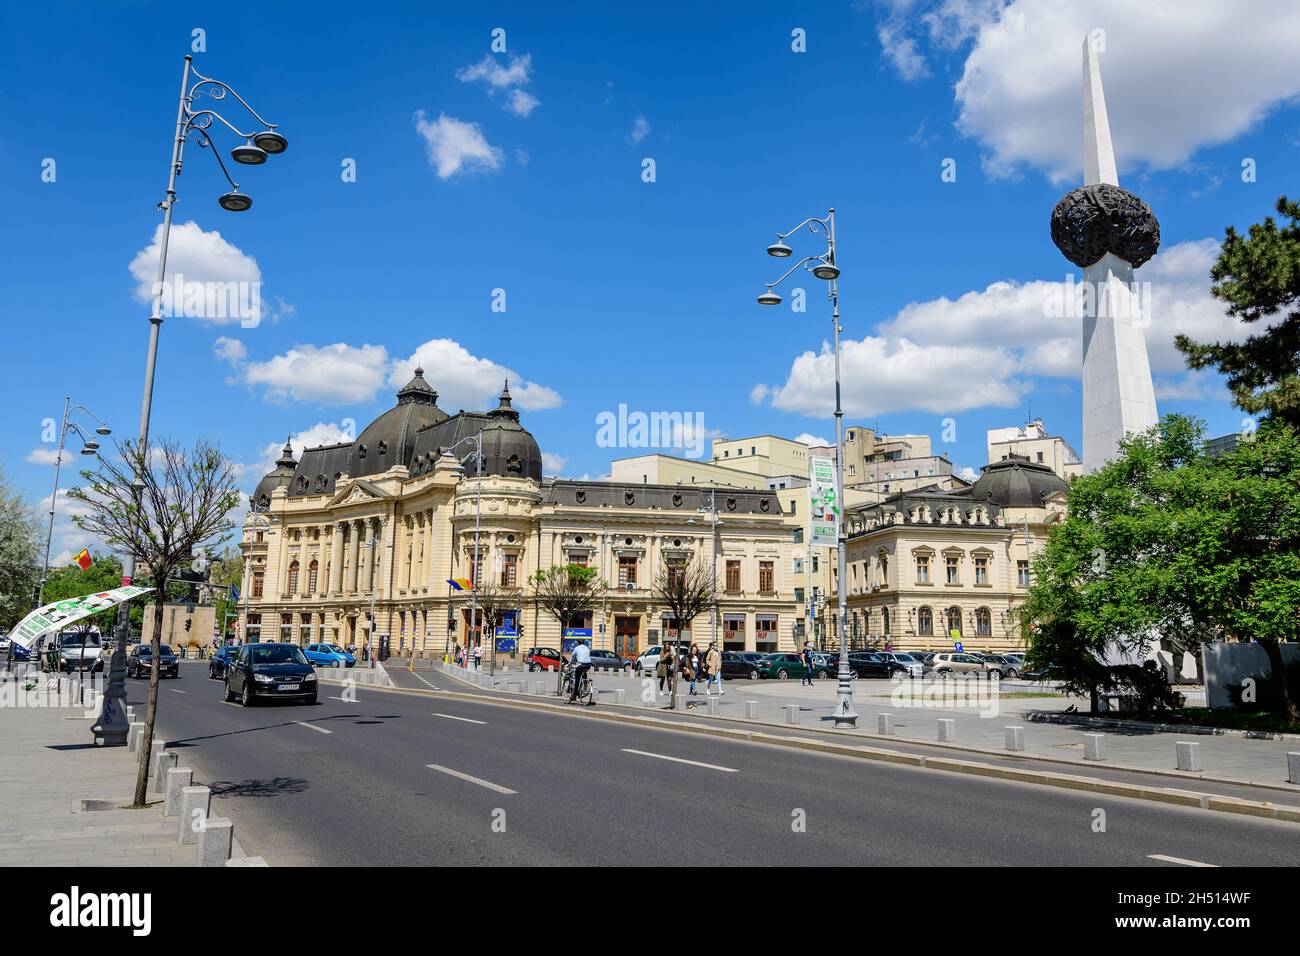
[346,367,448,479]
[251,437,297,511]
[478,381,543,480]
[970,454,1068,507]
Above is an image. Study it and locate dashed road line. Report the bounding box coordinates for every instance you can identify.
[621,748,739,773]
[426,764,516,794]
[1147,854,1217,867]
[295,720,333,735]
[433,713,486,724]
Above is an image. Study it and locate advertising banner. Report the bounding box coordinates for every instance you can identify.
[10,586,155,649]
[809,455,840,548]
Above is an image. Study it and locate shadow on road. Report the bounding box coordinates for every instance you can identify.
[208,776,310,799]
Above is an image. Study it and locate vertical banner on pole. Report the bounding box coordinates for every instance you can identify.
[809,456,839,549]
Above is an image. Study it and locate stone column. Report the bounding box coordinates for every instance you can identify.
[363,519,377,593]
[329,523,344,594]
[301,532,315,598]
[278,525,291,598]
[347,520,360,592]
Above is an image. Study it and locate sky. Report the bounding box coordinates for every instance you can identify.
[3,0,1299,565]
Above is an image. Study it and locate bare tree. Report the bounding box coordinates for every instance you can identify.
[469,578,507,672]
[530,564,606,694]
[70,438,239,807]
[652,557,715,709]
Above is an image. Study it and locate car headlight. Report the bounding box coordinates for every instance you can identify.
[303,672,316,681]
[254,673,275,683]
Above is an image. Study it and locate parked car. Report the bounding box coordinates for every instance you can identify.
[633,644,687,676]
[840,652,905,679]
[224,642,317,706]
[880,651,925,677]
[56,631,104,674]
[525,647,563,672]
[588,649,632,671]
[208,645,241,680]
[303,642,356,668]
[974,654,1020,678]
[720,651,762,680]
[757,653,812,680]
[127,643,179,679]
[927,652,990,677]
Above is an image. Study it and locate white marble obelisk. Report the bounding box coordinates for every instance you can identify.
[1078,38,1158,471]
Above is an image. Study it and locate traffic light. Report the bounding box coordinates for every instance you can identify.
[184,619,192,633]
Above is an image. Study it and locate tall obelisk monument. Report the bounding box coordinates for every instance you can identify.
[1051,37,1160,471]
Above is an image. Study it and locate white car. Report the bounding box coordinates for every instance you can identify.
[56,631,104,673]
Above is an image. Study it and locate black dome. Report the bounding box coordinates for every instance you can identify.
[970,454,1069,507]
[347,367,448,479]
[251,437,297,511]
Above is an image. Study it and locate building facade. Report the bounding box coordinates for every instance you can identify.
[240,373,799,659]
[987,419,1083,480]
[829,455,1069,652]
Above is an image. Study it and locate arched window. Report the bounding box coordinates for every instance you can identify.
[307,560,319,593]
[946,606,963,636]
[918,606,933,636]
[881,606,891,636]
[976,607,992,637]
[287,560,300,594]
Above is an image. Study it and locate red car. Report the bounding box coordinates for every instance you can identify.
[525,647,562,672]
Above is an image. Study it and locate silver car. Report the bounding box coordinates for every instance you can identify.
[879,651,925,677]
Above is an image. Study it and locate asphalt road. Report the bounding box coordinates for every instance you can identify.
[134,661,1300,867]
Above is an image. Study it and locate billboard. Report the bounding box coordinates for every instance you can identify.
[809,455,840,548]
[10,586,155,649]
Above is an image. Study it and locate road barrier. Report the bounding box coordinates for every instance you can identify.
[1083,733,1105,761]
[1005,726,1024,752]
[177,785,211,845]
[153,751,177,794]
[163,767,192,817]
[1289,753,1300,785]
[745,701,758,719]
[127,722,145,753]
[785,704,800,725]
[199,816,233,867]
[938,719,956,743]
[1176,741,1202,772]
[707,697,720,716]
[877,713,894,736]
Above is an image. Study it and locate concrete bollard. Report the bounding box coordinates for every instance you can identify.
[1004,726,1024,752]
[1288,753,1300,785]
[177,786,211,844]
[163,767,193,817]
[745,700,759,719]
[877,713,894,735]
[707,697,719,716]
[785,704,800,725]
[1083,733,1105,761]
[937,718,956,742]
[126,706,135,723]
[1176,740,1202,772]
[615,688,626,705]
[127,722,145,753]
[153,751,177,794]
[533,681,545,696]
[198,816,234,867]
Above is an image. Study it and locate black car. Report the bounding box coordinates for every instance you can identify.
[720,651,762,680]
[127,643,179,679]
[827,652,906,679]
[224,642,317,706]
[208,645,240,680]
[588,649,633,671]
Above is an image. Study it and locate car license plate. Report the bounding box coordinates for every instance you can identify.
[278,683,300,692]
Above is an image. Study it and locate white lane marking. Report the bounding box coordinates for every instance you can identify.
[413,672,440,690]
[328,696,357,703]
[167,688,187,694]
[433,712,486,725]
[295,720,333,735]
[621,749,739,773]
[1147,854,1217,867]
[426,764,516,794]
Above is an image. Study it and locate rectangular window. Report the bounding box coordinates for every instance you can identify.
[946,556,960,585]
[793,527,803,544]
[568,553,588,568]
[916,555,930,584]
[251,570,264,599]
[725,560,741,592]
[974,556,989,585]
[1017,560,1030,587]
[758,561,774,593]
[280,614,292,641]
[501,554,518,588]
[618,555,637,588]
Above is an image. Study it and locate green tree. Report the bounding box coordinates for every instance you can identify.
[530,564,606,695]
[1017,416,1300,721]
[41,553,132,632]
[0,467,40,631]
[208,548,243,641]
[1176,195,1300,427]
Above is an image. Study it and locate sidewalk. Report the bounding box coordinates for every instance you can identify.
[0,671,195,866]
[414,663,1300,791]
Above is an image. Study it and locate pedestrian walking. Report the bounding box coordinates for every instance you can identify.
[472,641,483,671]
[686,643,701,696]
[705,642,723,696]
[800,641,815,686]
[655,650,669,695]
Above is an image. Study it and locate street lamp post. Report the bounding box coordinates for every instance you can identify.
[37,398,111,608]
[114,54,287,650]
[756,208,857,728]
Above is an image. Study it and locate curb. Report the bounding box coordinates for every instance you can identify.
[365,671,1300,825]
[1024,710,1300,743]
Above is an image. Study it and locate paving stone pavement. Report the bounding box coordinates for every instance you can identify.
[0,672,197,867]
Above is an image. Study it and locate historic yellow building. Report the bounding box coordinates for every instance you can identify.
[240,372,799,659]
[831,455,1069,652]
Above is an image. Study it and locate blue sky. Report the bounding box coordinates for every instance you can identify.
[4,0,1299,562]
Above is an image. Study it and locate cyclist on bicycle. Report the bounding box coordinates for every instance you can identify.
[567,640,592,703]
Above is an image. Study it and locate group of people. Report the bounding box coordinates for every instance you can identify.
[654,641,723,697]
[451,642,484,670]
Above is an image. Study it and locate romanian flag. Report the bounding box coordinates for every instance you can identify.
[447,578,474,591]
[72,548,92,571]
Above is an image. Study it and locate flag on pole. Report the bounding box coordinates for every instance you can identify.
[72,548,92,571]
[230,584,240,602]
[447,578,474,591]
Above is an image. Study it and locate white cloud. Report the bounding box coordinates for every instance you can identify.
[507,89,541,117]
[628,116,651,144]
[25,447,60,465]
[37,487,100,570]
[228,342,389,405]
[128,221,285,326]
[541,452,568,474]
[877,25,930,81]
[389,339,562,412]
[456,53,533,90]
[957,466,980,482]
[950,0,1300,182]
[213,336,247,365]
[414,111,503,179]
[759,237,1246,420]
[749,384,770,406]
[793,433,831,448]
[247,421,358,481]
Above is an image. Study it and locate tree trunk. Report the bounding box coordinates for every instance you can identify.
[131,595,166,807]
[1260,637,1299,723]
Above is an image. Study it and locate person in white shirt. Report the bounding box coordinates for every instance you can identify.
[568,641,592,702]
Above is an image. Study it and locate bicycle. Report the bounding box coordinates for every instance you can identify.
[561,662,595,706]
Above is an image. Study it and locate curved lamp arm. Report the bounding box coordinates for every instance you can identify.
[775,213,832,243]
[187,66,280,132]
[763,254,833,291]
[184,126,240,190]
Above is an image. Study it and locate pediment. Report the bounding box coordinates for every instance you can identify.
[327,478,390,508]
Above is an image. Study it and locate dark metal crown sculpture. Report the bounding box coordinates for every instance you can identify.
[1050,182,1160,269]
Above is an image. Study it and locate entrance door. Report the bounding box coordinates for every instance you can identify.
[614,617,639,658]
